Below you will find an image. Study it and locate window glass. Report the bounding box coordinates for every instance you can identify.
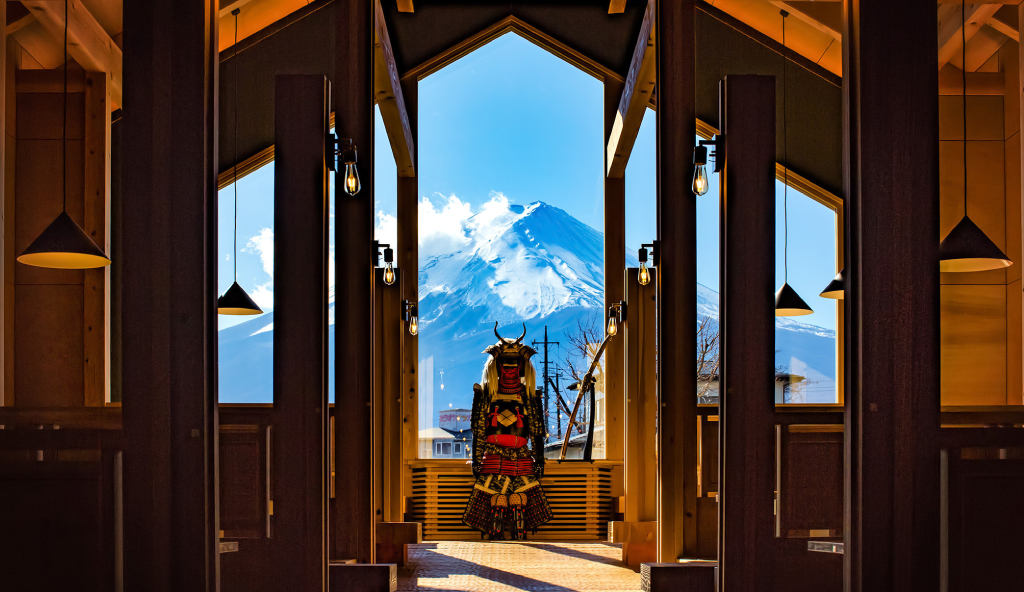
[627,125,722,405]
[218,162,275,403]
[774,181,838,403]
[417,33,605,459]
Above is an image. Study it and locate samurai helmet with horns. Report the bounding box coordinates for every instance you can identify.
[484,322,537,360]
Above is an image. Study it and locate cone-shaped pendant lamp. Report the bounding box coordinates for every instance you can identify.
[819,269,845,300]
[18,0,110,270]
[774,11,813,317]
[940,0,1012,273]
[218,8,262,316]
[776,282,814,316]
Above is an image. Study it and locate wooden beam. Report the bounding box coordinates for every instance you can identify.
[938,4,1001,70]
[121,0,220,589]
[987,11,1019,41]
[656,0,698,563]
[606,0,654,178]
[273,73,330,591]
[21,0,122,107]
[396,0,414,12]
[962,25,1009,72]
[604,78,625,463]
[769,1,840,41]
[333,0,375,565]
[374,0,414,177]
[397,77,418,486]
[9,16,64,69]
[842,1,941,592]
[717,74,776,592]
[219,0,257,18]
[609,0,627,14]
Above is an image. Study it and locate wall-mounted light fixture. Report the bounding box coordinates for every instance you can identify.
[692,135,723,196]
[638,241,658,286]
[374,241,396,285]
[607,301,627,337]
[402,299,419,336]
[326,133,361,196]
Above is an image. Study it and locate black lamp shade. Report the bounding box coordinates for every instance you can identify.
[939,215,1012,272]
[820,269,845,300]
[218,281,263,315]
[775,282,813,316]
[18,211,111,269]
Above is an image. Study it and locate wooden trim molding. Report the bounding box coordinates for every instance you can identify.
[400,15,625,84]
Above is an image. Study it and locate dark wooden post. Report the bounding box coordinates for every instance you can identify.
[121,0,220,589]
[273,74,331,591]
[605,78,626,464]
[398,75,419,492]
[842,2,940,591]
[334,0,375,565]
[656,0,698,562]
[717,75,776,592]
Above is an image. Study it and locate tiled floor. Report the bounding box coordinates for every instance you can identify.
[398,541,641,592]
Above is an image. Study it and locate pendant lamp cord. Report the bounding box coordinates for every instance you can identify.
[233,9,240,282]
[62,0,68,213]
[962,0,969,217]
[781,11,788,284]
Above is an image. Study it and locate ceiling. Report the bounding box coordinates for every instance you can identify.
[5,1,1022,108]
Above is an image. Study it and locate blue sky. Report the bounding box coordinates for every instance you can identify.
[218,31,838,333]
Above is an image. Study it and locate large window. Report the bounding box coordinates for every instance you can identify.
[774,180,839,404]
[416,33,605,459]
[218,162,275,403]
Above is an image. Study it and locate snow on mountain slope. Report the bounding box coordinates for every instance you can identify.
[218,197,837,408]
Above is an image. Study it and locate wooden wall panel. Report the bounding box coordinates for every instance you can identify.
[946,456,1024,592]
[941,285,1007,405]
[777,426,842,538]
[14,285,84,407]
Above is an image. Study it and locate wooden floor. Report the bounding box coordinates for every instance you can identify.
[398,541,641,591]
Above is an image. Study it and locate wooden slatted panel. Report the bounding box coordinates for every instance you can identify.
[408,463,615,541]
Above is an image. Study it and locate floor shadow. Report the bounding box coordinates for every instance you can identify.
[522,542,625,567]
[402,543,632,592]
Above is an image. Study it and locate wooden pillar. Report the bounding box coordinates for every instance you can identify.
[398,77,418,495]
[121,0,220,590]
[273,74,330,591]
[717,75,776,592]
[656,0,698,562]
[842,1,941,591]
[334,0,375,564]
[625,267,657,523]
[605,79,626,463]
[372,267,403,524]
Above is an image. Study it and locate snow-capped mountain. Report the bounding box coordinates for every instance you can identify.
[218,198,837,409]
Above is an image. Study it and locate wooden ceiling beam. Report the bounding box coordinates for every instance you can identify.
[608,0,627,14]
[374,0,415,177]
[606,0,655,178]
[937,3,1001,70]
[962,25,1009,72]
[986,12,1019,42]
[21,0,122,107]
[769,1,840,41]
[396,0,414,12]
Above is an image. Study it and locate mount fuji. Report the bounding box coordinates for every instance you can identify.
[218,198,837,412]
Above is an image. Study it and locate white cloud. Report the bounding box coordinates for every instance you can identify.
[418,194,473,258]
[245,228,274,276]
[249,281,274,311]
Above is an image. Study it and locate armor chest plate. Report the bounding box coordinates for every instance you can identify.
[484,398,530,448]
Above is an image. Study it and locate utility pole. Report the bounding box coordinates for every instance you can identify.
[532,326,559,443]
